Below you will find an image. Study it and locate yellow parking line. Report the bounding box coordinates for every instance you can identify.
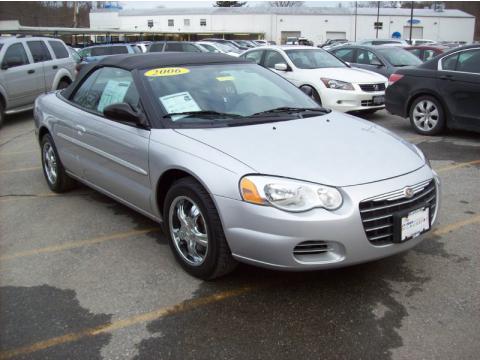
[0,166,41,174]
[435,159,480,173]
[433,214,480,236]
[0,228,161,261]
[1,214,479,359]
[0,285,254,360]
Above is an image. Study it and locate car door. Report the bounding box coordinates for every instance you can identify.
[262,50,298,84]
[353,49,387,76]
[0,42,43,109]
[438,48,480,131]
[26,40,52,93]
[69,66,152,212]
[47,40,75,86]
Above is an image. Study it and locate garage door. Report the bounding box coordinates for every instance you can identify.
[403,26,423,39]
[326,31,347,40]
[281,31,301,44]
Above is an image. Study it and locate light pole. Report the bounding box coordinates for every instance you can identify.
[376,1,380,39]
[409,1,414,44]
[354,1,357,42]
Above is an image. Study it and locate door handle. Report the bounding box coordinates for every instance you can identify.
[75,125,86,135]
[440,74,453,80]
[52,65,58,69]
[27,69,35,74]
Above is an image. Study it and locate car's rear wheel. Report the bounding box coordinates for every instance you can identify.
[409,96,446,135]
[163,177,237,280]
[41,134,76,193]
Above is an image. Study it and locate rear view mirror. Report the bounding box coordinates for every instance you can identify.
[103,103,148,128]
[274,63,289,71]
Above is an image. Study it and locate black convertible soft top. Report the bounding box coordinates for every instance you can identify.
[62,52,249,99]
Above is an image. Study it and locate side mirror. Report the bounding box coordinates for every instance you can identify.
[371,60,384,67]
[274,63,289,71]
[345,61,351,67]
[103,103,148,128]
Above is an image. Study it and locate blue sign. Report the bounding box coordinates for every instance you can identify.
[392,31,401,39]
[407,19,421,25]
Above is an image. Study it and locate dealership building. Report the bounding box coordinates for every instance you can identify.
[89,6,476,45]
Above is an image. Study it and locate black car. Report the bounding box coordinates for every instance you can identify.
[386,45,480,135]
[329,45,422,77]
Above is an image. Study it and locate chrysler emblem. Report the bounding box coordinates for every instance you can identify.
[403,187,414,198]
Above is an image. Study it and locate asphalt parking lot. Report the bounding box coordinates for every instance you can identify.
[0,110,479,360]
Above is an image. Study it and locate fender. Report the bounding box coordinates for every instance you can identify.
[50,68,73,91]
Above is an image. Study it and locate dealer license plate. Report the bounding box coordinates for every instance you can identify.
[373,95,385,105]
[400,207,430,242]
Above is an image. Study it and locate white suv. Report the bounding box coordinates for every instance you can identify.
[0,37,76,127]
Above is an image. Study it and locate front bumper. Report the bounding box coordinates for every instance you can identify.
[215,166,439,270]
[321,87,386,113]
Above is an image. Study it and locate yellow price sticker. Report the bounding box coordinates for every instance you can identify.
[216,75,235,81]
[144,67,190,77]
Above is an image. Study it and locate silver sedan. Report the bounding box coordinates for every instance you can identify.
[34,53,440,279]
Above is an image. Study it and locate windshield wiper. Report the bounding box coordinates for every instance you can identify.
[250,107,330,117]
[163,110,243,119]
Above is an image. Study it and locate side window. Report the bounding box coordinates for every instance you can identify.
[407,48,421,58]
[149,43,164,52]
[182,43,201,52]
[441,53,458,71]
[423,49,437,61]
[333,48,354,62]
[72,67,139,115]
[243,50,263,65]
[27,41,52,63]
[48,41,69,59]
[2,43,29,68]
[165,43,183,52]
[456,50,480,74]
[264,50,286,68]
[78,48,91,58]
[356,49,381,65]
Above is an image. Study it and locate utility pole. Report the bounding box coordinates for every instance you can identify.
[409,1,414,44]
[73,1,78,28]
[376,1,380,39]
[354,1,357,42]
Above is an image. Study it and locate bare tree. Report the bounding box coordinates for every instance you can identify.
[214,1,247,7]
[269,1,304,7]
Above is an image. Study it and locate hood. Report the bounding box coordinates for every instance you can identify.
[301,67,387,83]
[175,113,425,187]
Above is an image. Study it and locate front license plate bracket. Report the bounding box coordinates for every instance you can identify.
[393,204,430,243]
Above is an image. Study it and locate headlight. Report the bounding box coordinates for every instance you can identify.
[321,78,354,90]
[240,176,343,212]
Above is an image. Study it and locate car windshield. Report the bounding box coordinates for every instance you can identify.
[285,49,347,69]
[90,46,128,56]
[376,47,422,66]
[141,63,319,126]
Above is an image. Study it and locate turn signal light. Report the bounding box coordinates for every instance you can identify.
[388,73,404,86]
[240,178,264,205]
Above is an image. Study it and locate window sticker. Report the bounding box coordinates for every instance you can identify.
[216,75,235,82]
[159,92,201,120]
[144,67,190,77]
[97,79,131,112]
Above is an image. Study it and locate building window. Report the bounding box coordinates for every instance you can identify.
[200,19,206,26]
[168,19,174,27]
[184,19,190,26]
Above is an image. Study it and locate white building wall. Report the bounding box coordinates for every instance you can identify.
[89,10,475,44]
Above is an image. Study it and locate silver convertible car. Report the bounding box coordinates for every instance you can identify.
[34,53,440,279]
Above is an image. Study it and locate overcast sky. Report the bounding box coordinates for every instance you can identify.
[120,1,348,9]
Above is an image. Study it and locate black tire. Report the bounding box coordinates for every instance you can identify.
[409,95,446,135]
[163,177,237,280]
[301,85,322,106]
[57,79,70,90]
[40,134,76,193]
[0,100,4,128]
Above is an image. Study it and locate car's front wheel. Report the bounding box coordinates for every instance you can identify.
[163,177,237,280]
[41,134,76,192]
[409,96,446,135]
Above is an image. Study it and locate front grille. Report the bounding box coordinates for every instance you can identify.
[361,99,384,106]
[359,179,437,246]
[359,83,386,92]
[293,241,329,255]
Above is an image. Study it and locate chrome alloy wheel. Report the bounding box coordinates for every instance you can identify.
[43,142,57,185]
[412,100,439,131]
[169,196,209,266]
